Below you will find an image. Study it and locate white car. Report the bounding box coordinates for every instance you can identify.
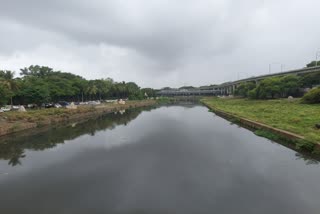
[54,104,62,108]
[1,107,11,112]
[88,101,99,105]
[11,106,20,111]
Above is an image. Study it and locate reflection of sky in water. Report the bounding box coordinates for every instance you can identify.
[0,105,320,214]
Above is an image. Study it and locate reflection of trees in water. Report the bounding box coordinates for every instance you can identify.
[0,107,155,166]
[295,153,319,165]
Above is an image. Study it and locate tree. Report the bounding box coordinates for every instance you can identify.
[300,72,320,88]
[86,81,98,100]
[301,87,320,104]
[141,88,156,98]
[0,82,11,106]
[0,70,19,107]
[126,82,142,100]
[20,65,53,77]
[250,77,281,99]
[306,61,320,67]
[17,77,50,106]
[1,65,151,105]
[279,75,301,97]
[234,82,256,97]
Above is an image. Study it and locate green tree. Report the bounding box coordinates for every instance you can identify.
[86,81,98,100]
[0,70,19,107]
[252,77,281,99]
[0,82,11,106]
[141,88,156,98]
[17,77,50,106]
[301,87,320,104]
[279,75,301,97]
[300,72,320,88]
[306,61,320,67]
[235,82,256,97]
[1,65,150,105]
[126,82,142,100]
[20,65,53,77]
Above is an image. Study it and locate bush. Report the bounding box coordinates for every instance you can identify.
[301,87,320,104]
[248,88,258,99]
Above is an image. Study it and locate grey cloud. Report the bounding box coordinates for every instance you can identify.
[0,1,259,60]
[0,0,320,88]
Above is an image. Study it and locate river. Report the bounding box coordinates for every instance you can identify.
[0,104,319,214]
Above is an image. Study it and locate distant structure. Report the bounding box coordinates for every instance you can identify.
[157,66,320,96]
[157,86,220,96]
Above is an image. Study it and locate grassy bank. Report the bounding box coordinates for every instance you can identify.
[0,100,156,137]
[201,98,320,150]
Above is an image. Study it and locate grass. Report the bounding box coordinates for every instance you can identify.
[201,97,320,144]
[156,97,175,104]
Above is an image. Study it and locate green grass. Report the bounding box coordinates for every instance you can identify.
[202,98,320,144]
[156,97,175,104]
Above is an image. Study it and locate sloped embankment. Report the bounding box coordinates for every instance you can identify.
[0,100,156,137]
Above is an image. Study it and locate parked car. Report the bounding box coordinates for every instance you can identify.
[11,106,20,111]
[0,109,4,113]
[88,101,99,105]
[27,104,37,108]
[44,103,55,108]
[58,101,69,107]
[54,103,62,108]
[1,106,11,112]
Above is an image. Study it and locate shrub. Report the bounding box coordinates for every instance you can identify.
[301,87,320,104]
[248,88,258,99]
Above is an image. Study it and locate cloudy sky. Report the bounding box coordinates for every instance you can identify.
[0,0,320,88]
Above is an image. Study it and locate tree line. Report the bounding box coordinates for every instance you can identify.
[0,65,156,106]
[234,72,320,100]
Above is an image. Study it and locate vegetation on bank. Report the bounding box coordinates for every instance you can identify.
[301,87,320,104]
[202,98,320,145]
[0,65,157,107]
[234,72,320,101]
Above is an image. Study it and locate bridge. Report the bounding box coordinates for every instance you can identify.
[217,66,320,95]
[157,88,220,96]
[157,66,320,96]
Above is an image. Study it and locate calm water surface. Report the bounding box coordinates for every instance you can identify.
[0,105,320,214]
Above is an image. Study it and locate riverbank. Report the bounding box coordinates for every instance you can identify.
[0,100,156,137]
[201,97,320,153]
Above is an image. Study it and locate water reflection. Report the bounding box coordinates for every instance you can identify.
[1,105,320,214]
[0,107,154,166]
[295,153,319,165]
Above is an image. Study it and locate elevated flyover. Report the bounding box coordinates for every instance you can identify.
[157,88,220,96]
[215,66,320,95]
[157,66,320,97]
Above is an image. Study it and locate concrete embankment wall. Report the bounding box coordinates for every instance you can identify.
[201,101,320,152]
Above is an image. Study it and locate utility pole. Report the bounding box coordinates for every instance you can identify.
[237,72,249,80]
[269,63,283,73]
[269,64,271,74]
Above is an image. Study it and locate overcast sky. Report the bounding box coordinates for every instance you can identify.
[1,0,320,88]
